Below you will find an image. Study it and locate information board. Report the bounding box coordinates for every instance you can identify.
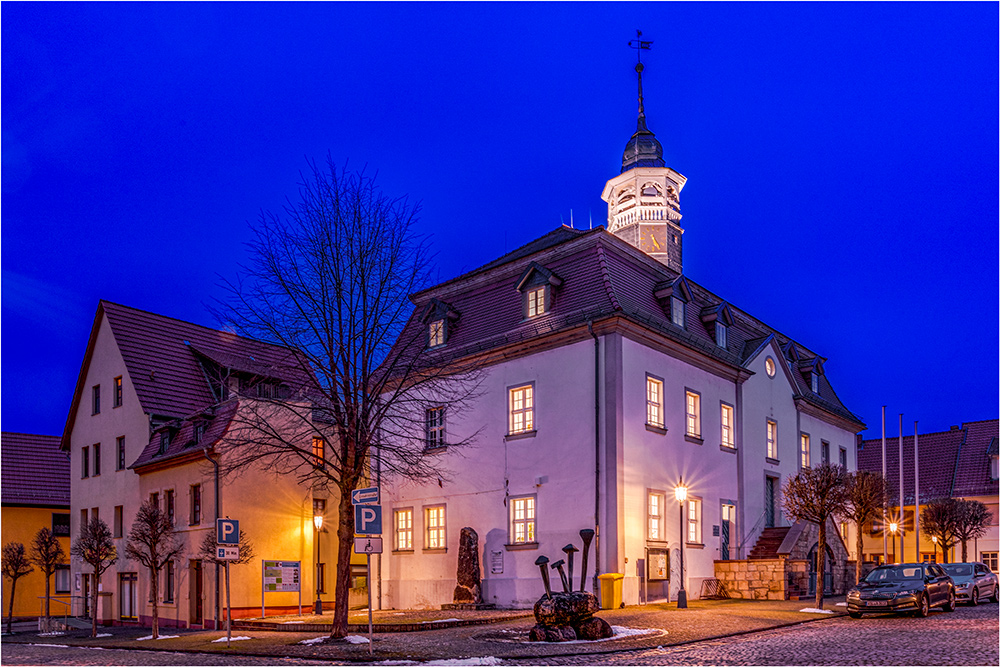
[262,560,301,592]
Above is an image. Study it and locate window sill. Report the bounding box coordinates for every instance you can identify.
[685,542,706,549]
[423,548,448,553]
[685,435,704,445]
[720,444,736,454]
[423,445,448,455]
[392,549,414,554]
[646,539,669,546]
[504,542,539,551]
[505,430,537,442]
[766,457,780,465]
[645,424,667,435]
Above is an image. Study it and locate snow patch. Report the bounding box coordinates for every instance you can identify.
[282,621,306,624]
[299,636,326,645]
[835,602,847,607]
[799,608,834,614]
[29,644,70,648]
[376,661,419,666]
[37,631,66,636]
[556,626,663,645]
[424,658,503,666]
[136,634,181,641]
[421,618,461,624]
[212,635,253,642]
[345,635,371,644]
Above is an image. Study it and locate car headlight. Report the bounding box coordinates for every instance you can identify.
[956,582,971,589]
[895,590,917,597]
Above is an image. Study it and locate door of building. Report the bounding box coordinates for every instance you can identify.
[764,478,776,528]
[82,574,91,618]
[189,560,203,625]
[119,573,138,621]
[721,503,736,560]
[808,545,834,595]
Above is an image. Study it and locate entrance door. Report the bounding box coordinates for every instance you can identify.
[189,560,203,625]
[119,573,138,621]
[808,545,834,595]
[721,503,736,560]
[764,478,776,528]
[82,574,91,618]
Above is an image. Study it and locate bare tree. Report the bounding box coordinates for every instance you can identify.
[198,529,256,567]
[922,498,959,563]
[125,501,183,639]
[782,463,849,609]
[843,470,889,584]
[2,542,34,634]
[71,518,117,637]
[29,528,65,631]
[215,159,481,638]
[953,499,991,563]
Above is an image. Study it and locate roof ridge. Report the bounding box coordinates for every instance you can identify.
[0,431,60,439]
[595,244,622,311]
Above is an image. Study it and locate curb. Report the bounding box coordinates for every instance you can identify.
[233,612,534,633]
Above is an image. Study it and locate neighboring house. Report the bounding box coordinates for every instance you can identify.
[1,432,72,618]
[857,419,999,569]
[61,301,347,627]
[379,63,865,609]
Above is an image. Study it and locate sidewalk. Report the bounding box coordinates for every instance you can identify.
[1,597,847,663]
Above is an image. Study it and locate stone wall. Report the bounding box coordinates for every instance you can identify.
[713,559,787,600]
[784,518,851,595]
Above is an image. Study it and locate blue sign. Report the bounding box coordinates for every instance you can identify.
[354,505,382,535]
[351,487,380,505]
[217,518,240,545]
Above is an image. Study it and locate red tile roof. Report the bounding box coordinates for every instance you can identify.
[1,432,70,507]
[131,399,239,471]
[857,419,998,502]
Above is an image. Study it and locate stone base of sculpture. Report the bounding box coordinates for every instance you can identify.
[528,591,613,642]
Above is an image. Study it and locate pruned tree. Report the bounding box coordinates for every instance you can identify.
[29,528,65,631]
[199,529,256,567]
[2,542,34,635]
[922,498,959,563]
[843,470,889,583]
[782,463,849,609]
[952,499,992,563]
[125,501,183,639]
[71,518,117,637]
[215,158,482,638]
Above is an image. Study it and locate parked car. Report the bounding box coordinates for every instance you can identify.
[846,563,956,618]
[941,562,999,605]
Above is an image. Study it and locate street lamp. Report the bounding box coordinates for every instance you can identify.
[931,536,938,563]
[889,522,898,564]
[314,512,324,614]
[675,478,688,609]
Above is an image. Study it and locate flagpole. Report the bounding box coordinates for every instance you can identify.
[898,413,904,563]
[882,406,887,564]
[914,422,920,563]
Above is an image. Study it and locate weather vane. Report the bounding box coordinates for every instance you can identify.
[628,29,653,64]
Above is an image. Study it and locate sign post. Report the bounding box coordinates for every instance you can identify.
[216,518,239,648]
[352,488,381,656]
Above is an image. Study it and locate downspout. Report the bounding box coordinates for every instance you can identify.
[588,320,601,589]
[203,448,221,628]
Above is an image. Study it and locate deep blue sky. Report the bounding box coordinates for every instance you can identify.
[3,3,997,440]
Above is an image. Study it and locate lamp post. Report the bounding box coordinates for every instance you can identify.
[931,536,938,563]
[889,522,898,564]
[675,478,688,609]
[314,513,324,614]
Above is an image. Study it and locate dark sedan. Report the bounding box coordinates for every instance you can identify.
[847,563,956,618]
[942,562,999,605]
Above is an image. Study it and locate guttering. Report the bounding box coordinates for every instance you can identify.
[588,320,600,589]
[203,447,221,628]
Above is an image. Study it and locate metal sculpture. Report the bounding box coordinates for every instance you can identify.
[535,555,552,599]
[579,529,595,591]
[551,559,569,592]
[562,544,579,593]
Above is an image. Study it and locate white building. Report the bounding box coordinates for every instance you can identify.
[380,63,865,609]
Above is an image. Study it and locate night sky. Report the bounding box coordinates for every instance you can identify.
[3,3,996,440]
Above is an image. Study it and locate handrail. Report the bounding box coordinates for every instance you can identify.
[37,596,74,633]
[739,508,770,556]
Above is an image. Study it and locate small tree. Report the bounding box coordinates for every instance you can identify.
[922,498,959,563]
[782,463,849,609]
[29,528,65,631]
[953,499,992,563]
[843,470,889,583]
[2,542,34,634]
[125,501,183,639]
[71,518,117,637]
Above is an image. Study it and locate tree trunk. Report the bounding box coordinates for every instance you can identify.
[6,578,17,634]
[855,522,864,585]
[151,565,159,639]
[91,575,99,638]
[960,540,968,563]
[815,522,826,610]
[44,573,51,632]
[329,486,355,639]
[941,544,949,564]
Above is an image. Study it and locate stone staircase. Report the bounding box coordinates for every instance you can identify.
[747,527,791,560]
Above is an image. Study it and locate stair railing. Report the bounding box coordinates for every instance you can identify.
[37,596,75,633]
[739,508,770,558]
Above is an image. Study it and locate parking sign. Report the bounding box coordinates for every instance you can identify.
[217,518,239,545]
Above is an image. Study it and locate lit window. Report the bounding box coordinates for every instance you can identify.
[671,297,685,328]
[312,437,325,469]
[765,357,776,378]
[840,522,848,540]
[716,322,727,349]
[648,492,664,541]
[428,319,445,347]
[113,376,123,408]
[424,506,446,549]
[426,407,446,449]
[767,420,777,459]
[189,485,201,525]
[721,404,735,448]
[92,385,101,415]
[687,498,702,544]
[82,446,90,478]
[116,436,126,471]
[526,287,546,317]
[800,434,810,468]
[394,508,413,551]
[509,496,536,544]
[646,376,664,428]
[685,391,701,438]
[508,384,534,435]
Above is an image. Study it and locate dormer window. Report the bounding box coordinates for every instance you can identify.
[516,262,562,320]
[428,319,445,347]
[671,297,685,328]
[421,298,459,349]
[655,276,693,330]
[157,432,170,456]
[194,423,206,444]
[716,322,728,349]
[991,454,998,481]
[810,373,819,393]
[526,287,546,317]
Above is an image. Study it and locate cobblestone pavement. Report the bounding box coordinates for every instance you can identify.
[518,602,999,666]
[1,643,337,666]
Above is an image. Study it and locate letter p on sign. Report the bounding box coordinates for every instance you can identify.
[354,505,382,535]
[217,518,239,545]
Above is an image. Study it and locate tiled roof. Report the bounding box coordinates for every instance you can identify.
[857,420,998,503]
[131,400,239,470]
[1,432,70,507]
[396,226,863,429]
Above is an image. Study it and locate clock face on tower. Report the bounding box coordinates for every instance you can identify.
[640,225,667,254]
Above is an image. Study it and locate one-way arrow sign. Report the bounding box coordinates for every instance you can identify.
[351,487,380,505]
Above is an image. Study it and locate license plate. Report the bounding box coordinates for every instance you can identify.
[866,601,888,606]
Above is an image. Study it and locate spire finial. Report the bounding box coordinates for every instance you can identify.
[629,30,653,128]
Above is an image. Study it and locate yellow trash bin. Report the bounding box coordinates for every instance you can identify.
[597,573,624,610]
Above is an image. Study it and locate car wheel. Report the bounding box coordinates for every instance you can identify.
[848,611,863,619]
[915,593,931,617]
[970,588,979,606]
[991,584,999,603]
[943,590,956,612]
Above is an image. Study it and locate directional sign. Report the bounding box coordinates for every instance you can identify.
[217,546,240,561]
[354,504,382,535]
[354,537,383,555]
[217,518,239,545]
[351,487,380,505]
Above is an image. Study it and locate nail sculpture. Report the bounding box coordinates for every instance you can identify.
[535,555,552,599]
[551,559,569,593]
[562,544,579,593]
[579,529,595,591]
